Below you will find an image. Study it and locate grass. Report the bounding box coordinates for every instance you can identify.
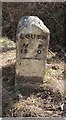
[64,70,66,79]
[0,37,15,48]
[45,67,53,84]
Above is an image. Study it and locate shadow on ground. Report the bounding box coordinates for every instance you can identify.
[2,46,66,117]
[2,61,66,117]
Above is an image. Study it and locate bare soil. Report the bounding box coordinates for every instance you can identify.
[1,46,66,117]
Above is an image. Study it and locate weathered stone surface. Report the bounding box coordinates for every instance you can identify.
[16,16,50,84]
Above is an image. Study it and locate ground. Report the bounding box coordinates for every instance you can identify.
[1,37,66,117]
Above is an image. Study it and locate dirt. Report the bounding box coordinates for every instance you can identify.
[1,44,66,117]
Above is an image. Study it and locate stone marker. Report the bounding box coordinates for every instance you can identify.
[16,16,50,85]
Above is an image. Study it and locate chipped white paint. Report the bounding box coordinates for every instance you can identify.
[16,16,50,84]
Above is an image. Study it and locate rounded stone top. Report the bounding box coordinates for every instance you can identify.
[17,16,50,37]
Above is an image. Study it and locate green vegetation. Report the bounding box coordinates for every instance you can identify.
[0,37,15,48]
[64,70,66,79]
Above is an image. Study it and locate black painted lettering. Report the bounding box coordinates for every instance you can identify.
[37,35,41,39]
[42,35,47,39]
[20,34,24,39]
[25,34,30,38]
[31,34,36,39]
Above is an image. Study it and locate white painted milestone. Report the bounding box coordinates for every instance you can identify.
[16,16,50,84]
